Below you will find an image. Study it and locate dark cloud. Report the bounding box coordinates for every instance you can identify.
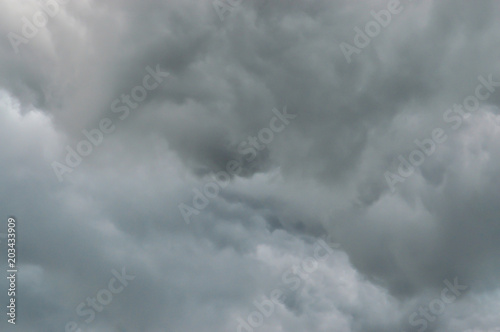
[1,0,500,331]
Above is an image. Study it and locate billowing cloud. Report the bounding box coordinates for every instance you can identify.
[1,0,500,331]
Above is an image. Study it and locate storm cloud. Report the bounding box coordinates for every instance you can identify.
[1,0,500,331]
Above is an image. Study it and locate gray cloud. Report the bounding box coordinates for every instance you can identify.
[1,0,500,331]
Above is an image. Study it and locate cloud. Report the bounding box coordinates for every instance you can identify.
[1,0,500,331]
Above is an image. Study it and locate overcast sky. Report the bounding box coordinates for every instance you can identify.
[1,0,500,331]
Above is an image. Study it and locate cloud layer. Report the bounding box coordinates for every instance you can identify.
[1,0,500,331]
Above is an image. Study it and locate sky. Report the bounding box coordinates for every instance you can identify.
[1,0,500,331]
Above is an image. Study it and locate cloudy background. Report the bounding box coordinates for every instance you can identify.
[1,0,500,331]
